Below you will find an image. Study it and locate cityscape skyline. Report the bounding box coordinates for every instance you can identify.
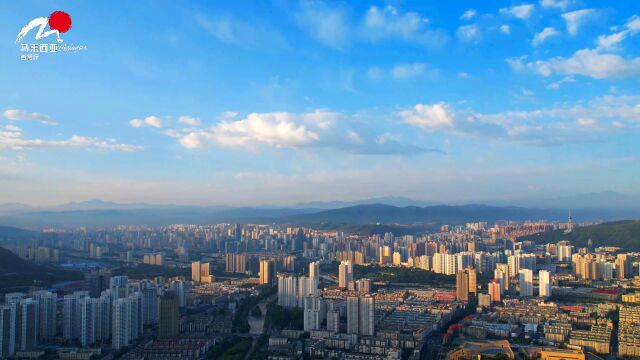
[3,2,640,360]
[1,1,640,205]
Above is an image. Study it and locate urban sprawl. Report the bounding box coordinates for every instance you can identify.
[1,218,640,360]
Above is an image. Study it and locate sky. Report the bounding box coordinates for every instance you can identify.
[0,0,639,207]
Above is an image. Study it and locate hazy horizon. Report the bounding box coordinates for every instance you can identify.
[2,190,639,209]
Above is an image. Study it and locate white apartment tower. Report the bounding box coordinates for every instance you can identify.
[539,270,552,298]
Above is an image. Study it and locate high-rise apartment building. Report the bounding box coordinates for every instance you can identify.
[259,260,275,285]
[338,260,353,289]
[303,296,323,332]
[355,278,372,294]
[0,305,15,358]
[488,280,501,303]
[158,292,179,338]
[358,295,375,336]
[112,292,143,350]
[346,296,359,335]
[32,291,56,341]
[79,297,99,346]
[16,298,39,351]
[63,291,89,341]
[277,274,298,308]
[226,253,247,273]
[112,298,129,350]
[346,295,375,336]
[494,267,508,295]
[557,243,574,262]
[309,261,320,280]
[297,276,319,307]
[109,276,129,300]
[519,269,534,297]
[326,310,340,333]
[539,270,552,298]
[140,281,159,325]
[456,267,477,302]
[616,254,632,279]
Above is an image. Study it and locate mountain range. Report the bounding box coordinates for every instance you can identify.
[0,191,639,229]
[0,202,638,230]
[3,191,639,214]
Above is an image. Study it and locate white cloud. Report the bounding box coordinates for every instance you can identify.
[347,129,363,143]
[391,63,426,79]
[0,128,139,152]
[596,15,640,50]
[3,109,57,125]
[458,72,470,78]
[180,112,321,149]
[513,48,640,79]
[296,0,349,48]
[532,27,559,46]
[612,121,625,129]
[129,116,164,128]
[597,31,628,51]
[295,3,447,49]
[361,5,447,48]
[561,9,595,36]
[576,118,597,127]
[460,9,477,20]
[162,110,435,155]
[221,111,238,119]
[178,116,201,126]
[367,63,435,80]
[500,4,535,20]
[401,95,640,145]
[399,103,455,131]
[376,133,401,144]
[540,0,573,10]
[4,124,22,132]
[194,14,287,49]
[547,76,576,89]
[457,24,480,42]
[500,25,511,35]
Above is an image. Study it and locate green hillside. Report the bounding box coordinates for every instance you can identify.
[0,247,83,292]
[518,220,640,250]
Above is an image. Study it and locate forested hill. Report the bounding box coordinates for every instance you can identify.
[518,220,640,250]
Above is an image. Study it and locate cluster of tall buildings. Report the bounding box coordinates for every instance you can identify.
[0,276,184,357]
[276,261,376,337]
[457,264,553,304]
[191,261,213,283]
[277,263,320,308]
[225,253,247,273]
[346,294,375,336]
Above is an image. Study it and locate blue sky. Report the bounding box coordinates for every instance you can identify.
[0,0,639,206]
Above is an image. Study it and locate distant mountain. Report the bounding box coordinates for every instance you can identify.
[293,196,435,209]
[0,207,320,229]
[0,201,638,230]
[280,204,574,227]
[0,203,34,216]
[518,220,640,250]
